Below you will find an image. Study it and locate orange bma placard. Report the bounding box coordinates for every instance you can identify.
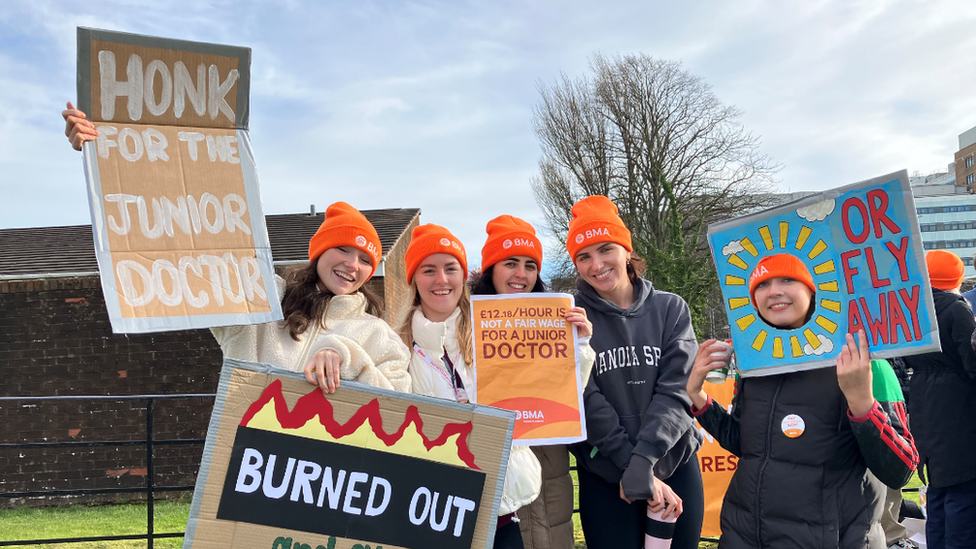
[471,294,586,446]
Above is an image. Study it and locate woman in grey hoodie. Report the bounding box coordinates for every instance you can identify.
[566,196,703,549]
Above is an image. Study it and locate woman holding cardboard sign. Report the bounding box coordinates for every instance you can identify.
[396,223,541,549]
[566,195,700,549]
[687,253,917,549]
[470,215,595,549]
[62,107,411,393]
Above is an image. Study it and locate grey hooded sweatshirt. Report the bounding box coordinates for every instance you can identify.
[570,277,702,485]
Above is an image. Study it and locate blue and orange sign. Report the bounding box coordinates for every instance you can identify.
[707,170,940,377]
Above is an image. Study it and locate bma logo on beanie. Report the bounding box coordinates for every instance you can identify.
[356,235,367,247]
[575,234,584,244]
[440,238,451,246]
[503,239,513,249]
[513,238,535,248]
[750,265,768,282]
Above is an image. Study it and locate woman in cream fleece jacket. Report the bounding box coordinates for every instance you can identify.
[213,201,410,393]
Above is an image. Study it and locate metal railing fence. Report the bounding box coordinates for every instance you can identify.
[0,394,215,548]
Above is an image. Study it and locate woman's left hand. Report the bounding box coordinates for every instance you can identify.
[836,330,874,417]
[565,307,593,338]
[304,349,342,394]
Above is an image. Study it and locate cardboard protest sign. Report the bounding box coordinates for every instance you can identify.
[708,170,939,377]
[184,358,515,549]
[76,28,280,333]
[695,380,737,538]
[471,294,586,446]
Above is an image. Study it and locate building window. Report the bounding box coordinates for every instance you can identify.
[967,156,974,169]
[968,174,975,186]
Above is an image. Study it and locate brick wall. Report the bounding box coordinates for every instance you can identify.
[0,262,410,508]
[0,276,221,507]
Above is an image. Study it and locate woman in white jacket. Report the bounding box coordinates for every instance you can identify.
[397,221,593,549]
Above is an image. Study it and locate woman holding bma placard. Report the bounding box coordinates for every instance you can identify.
[396,222,539,549]
[397,218,596,549]
[470,215,595,549]
[687,253,918,549]
[566,195,699,549]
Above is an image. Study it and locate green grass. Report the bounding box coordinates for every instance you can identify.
[0,471,920,549]
[0,498,190,549]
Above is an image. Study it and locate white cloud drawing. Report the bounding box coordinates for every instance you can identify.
[796,199,836,222]
[803,333,835,356]
[722,241,745,256]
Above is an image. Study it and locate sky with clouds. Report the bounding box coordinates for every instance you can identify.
[2,0,975,270]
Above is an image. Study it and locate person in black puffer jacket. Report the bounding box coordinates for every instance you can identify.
[688,253,918,549]
[902,250,976,549]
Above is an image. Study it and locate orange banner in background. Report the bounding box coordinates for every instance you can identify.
[697,379,737,538]
[471,294,585,446]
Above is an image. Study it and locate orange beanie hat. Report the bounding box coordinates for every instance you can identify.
[481,215,543,270]
[749,254,816,305]
[404,224,468,285]
[566,195,632,260]
[926,250,964,290]
[307,202,382,279]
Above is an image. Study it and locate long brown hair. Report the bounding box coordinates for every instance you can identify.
[396,280,474,366]
[281,262,383,341]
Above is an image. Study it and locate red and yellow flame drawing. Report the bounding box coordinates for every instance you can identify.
[239,380,479,470]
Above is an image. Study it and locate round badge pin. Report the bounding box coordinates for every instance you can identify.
[781,414,805,438]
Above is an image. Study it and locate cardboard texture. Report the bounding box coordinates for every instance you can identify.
[707,170,940,377]
[184,358,515,549]
[695,380,737,538]
[471,294,586,446]
[76,28,280,333]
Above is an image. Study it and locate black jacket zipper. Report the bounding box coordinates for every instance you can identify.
[754,376,785,548]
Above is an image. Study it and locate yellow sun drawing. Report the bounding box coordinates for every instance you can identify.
[721,221,842,362]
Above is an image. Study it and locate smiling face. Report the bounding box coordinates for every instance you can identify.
[574,241,633,305]
[753,277,814,329]
[491,256,539,294]
[415,253,465,321]
[315,246,373,295]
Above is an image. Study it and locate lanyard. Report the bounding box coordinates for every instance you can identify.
[414,343,468,403]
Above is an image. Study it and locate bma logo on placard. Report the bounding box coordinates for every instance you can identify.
[516,410,545,422]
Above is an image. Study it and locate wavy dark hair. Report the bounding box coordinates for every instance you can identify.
[469,263,547,295]
[281,262,383,341]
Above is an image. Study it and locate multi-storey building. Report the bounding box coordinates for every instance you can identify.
[957,125,976,193]
[911,170,976,278]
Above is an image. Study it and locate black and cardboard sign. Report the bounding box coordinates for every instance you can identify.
[184,359,516,549]
[76,28,281,333]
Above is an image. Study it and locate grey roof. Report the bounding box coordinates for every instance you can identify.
[0,209,420,278]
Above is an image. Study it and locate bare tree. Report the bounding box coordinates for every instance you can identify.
[532,53,779,331]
